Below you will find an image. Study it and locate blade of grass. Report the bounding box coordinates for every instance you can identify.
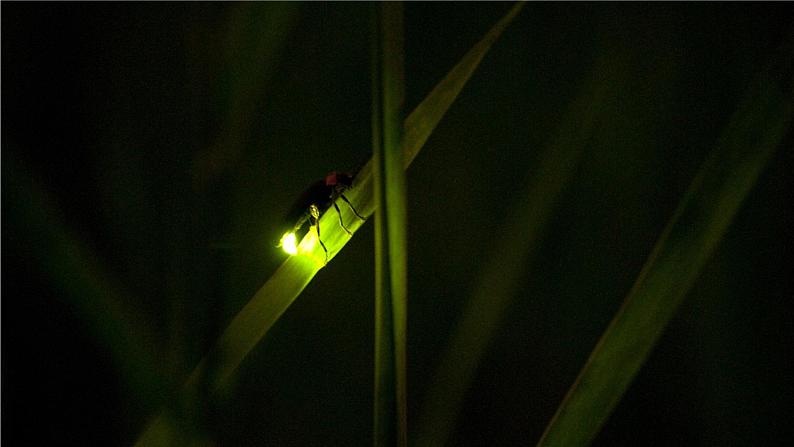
[191,2,299,189]
[134,4,524,444]
[3,150,167,414]
[402,2,525,168]
[537,47,793,447]
[372,3,407,445]
[413,51,629,447]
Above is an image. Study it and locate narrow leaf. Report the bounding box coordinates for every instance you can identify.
[402,1,525,168]
[414,52,628,447]
[537,49,793,447]
[4,152,166,412]
[134,4,524,444]
[372,2,408,446]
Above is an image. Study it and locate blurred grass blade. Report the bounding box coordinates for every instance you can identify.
[3,150,166,413]
[372,3,407,445]
[402,1,525,168]
[135,4,523,444]
[414,52,627,447]
[192,2,299,188]
[537,49,793,447]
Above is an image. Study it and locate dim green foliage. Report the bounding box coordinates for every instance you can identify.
[4,152,167,413]
[5,3,791,446]
[371,3,408,446]
[134,4,522,445]
[537,46,793,446]
[414,50,627,447]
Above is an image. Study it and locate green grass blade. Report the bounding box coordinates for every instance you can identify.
[134,4,523,444]
[402,1,525,169]
[537,49,793,447]
[413,52,628,447]
[191,2,299,189]
[372,3,407,445]
[4,151,166,412]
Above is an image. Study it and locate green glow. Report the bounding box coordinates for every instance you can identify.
[280,232,298,255]
[300,227,318,253]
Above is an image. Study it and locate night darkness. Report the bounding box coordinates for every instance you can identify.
[3,2,793,446]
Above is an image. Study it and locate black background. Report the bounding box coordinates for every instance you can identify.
[3,3,793,446]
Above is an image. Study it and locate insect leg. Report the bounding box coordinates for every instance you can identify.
[315,222,328,263]
[339,193,365,220]
[333,202,353,236]
[309,204,328,263]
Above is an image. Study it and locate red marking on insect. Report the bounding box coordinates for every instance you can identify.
[280,169,365,263]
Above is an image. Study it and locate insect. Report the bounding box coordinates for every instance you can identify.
[278,170,365,262]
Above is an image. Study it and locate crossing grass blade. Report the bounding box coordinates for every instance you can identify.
[371,2,408,446]
[134,4,524,445]
[536,47,793,447]
[413,51,628,447]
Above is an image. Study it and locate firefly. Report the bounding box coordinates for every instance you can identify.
[278,170,365,262]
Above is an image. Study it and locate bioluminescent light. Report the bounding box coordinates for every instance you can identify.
[278,170,366,262]
[279,231,298,255]
[300,226,318,253]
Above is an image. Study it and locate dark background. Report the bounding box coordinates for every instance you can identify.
[3,2,793,446]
